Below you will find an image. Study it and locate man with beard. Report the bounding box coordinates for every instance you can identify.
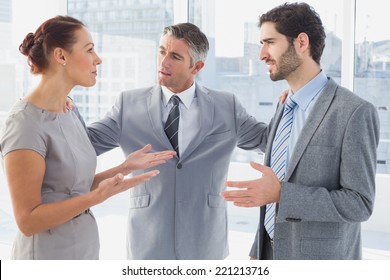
[221,2,380,260]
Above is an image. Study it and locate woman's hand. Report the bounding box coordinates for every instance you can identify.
[94,170,160,203]
[120,144,176,175]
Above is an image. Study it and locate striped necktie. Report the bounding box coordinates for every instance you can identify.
[264,96,297,240]
[164,95,180,155]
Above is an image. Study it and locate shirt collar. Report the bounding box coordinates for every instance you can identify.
[162,82,196,109]
[290,70,328,111]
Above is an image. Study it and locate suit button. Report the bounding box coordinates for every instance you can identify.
[177,163,182,169]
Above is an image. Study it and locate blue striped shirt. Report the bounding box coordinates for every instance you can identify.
[286,71,329,169]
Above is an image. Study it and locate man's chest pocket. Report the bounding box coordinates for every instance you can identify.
[203,130,232,143]
[294,145,339,187]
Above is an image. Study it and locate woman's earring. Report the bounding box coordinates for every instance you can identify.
[63,62,66,66]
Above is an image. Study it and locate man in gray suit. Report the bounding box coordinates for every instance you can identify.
[221,2,380,259]
[86,23,268,259]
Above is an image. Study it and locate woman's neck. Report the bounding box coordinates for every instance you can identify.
[24,75,72,113]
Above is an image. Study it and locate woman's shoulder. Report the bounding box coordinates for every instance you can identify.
[1,100,48,157]
[4,101,47,130]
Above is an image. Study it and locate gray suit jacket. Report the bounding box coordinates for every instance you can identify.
[250,78,380,260]
[87,83,268,259]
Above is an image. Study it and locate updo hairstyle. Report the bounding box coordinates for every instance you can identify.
[19,15,85,74]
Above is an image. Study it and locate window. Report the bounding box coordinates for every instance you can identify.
[187,6,349,254]
[355,0,390,174]
[0,0,389,260]
[190,0,343,163]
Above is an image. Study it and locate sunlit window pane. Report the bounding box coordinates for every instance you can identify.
[190,0,343,163]
[355,0,390,174]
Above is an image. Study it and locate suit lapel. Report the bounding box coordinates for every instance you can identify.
[179,84,214,161]
[285,78,338,179]
[147,85,174,150]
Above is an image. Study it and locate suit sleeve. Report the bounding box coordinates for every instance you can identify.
[233,95,270,152]
[277,102,380,223]
[249,226,260,259]
[86,92,124,155]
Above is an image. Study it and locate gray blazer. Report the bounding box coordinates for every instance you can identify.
[250,78,380,260]
[87,83,268,259]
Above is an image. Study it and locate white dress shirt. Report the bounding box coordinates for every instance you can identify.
[161,83,200,155]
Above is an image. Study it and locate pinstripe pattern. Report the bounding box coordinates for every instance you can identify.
[164,95,181,155]
[265,97,297,239]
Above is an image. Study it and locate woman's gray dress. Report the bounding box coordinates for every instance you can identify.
[0,101,99,259]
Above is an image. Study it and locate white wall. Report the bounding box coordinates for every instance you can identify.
[12,0,67,48]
